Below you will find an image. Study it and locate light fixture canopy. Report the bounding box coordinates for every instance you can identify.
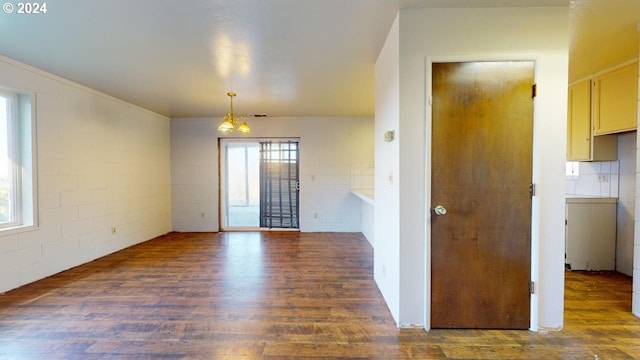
[217,92,250,133]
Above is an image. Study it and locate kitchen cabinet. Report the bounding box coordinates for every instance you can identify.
[593,60,638,135]
[565,197,617,271]
[567,79,591,160]
[566,79,617,161]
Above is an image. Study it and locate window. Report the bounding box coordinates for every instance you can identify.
[566,161,579,178]
[0,87,36,232]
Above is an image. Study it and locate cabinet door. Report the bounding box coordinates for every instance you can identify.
[593,61,639,135]
[565,202,616,271]
[567,79,591,160]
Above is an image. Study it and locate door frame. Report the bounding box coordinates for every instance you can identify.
[424,55,540,331]
[218,137,301,232]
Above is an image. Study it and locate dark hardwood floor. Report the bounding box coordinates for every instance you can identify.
[0,231,638,359]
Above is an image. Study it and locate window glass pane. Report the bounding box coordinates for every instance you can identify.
[0,96,9,223]
[0,87,34,231]
[227,146,248,206]
[224,142,260,228]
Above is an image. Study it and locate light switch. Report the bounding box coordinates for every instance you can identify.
[384,130,395,142]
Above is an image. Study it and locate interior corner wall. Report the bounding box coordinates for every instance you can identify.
[390,6,569,329]
[634,27,640,317]
[170,116,374,233]
[0,55,172,294]
[374,13,401,324]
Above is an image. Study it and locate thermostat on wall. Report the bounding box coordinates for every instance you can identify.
[384,130,395,142]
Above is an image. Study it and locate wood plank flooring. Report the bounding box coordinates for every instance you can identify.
[0,231,638,359]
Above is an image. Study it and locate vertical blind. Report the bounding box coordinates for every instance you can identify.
[259,141,300,229]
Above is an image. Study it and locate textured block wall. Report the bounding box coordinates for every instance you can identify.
[0,56,171,294]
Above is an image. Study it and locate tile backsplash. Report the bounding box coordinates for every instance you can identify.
[350,164,374,190]
[565,160,619,197]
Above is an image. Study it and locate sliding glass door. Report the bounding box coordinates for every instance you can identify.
[220,139,299,230]
[259,141,299,229]
[221,141,260,228]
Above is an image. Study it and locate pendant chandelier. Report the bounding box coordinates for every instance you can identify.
[217,92,250,133]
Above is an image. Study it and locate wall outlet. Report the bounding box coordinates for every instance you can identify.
[200,212,205,219]
[597,174,609,183]
[111,227,117,235]
[313,212,318,219]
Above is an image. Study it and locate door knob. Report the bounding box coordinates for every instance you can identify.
[434,205,447,216]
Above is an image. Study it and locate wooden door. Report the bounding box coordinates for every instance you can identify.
[431,61,534,329]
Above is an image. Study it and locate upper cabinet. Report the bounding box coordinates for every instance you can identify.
[593,60,639,135]
[567,79,592,160]
[567,79,617,161]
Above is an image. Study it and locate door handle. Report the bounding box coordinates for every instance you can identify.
[434,205,447,216]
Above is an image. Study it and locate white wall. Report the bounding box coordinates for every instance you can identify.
[617,133,636,276]
[360,200,374,247]
[375,6,569,329]
[634,29,640,316]
[374,13,401,323]
[350,166,374,246]
[0,55,171,294]
[171,116,374,233]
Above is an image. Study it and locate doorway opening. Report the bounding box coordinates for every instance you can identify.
[564,131,637,316]
[220,138,300,231]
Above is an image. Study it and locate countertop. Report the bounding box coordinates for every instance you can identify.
[565,195,618,204]
[351,189,374,205]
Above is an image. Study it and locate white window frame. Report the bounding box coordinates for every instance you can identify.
[0,90,20,227]
[0,86,37,234]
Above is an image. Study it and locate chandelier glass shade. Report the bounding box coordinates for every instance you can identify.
[217,92,250,133]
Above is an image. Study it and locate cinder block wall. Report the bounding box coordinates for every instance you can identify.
[170,116,374,233]
[0,55,171,294]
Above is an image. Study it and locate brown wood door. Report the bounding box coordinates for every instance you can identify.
[431,61,534,329]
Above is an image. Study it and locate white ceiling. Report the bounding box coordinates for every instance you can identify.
[0,0,638,118]
[569,0,640,82]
